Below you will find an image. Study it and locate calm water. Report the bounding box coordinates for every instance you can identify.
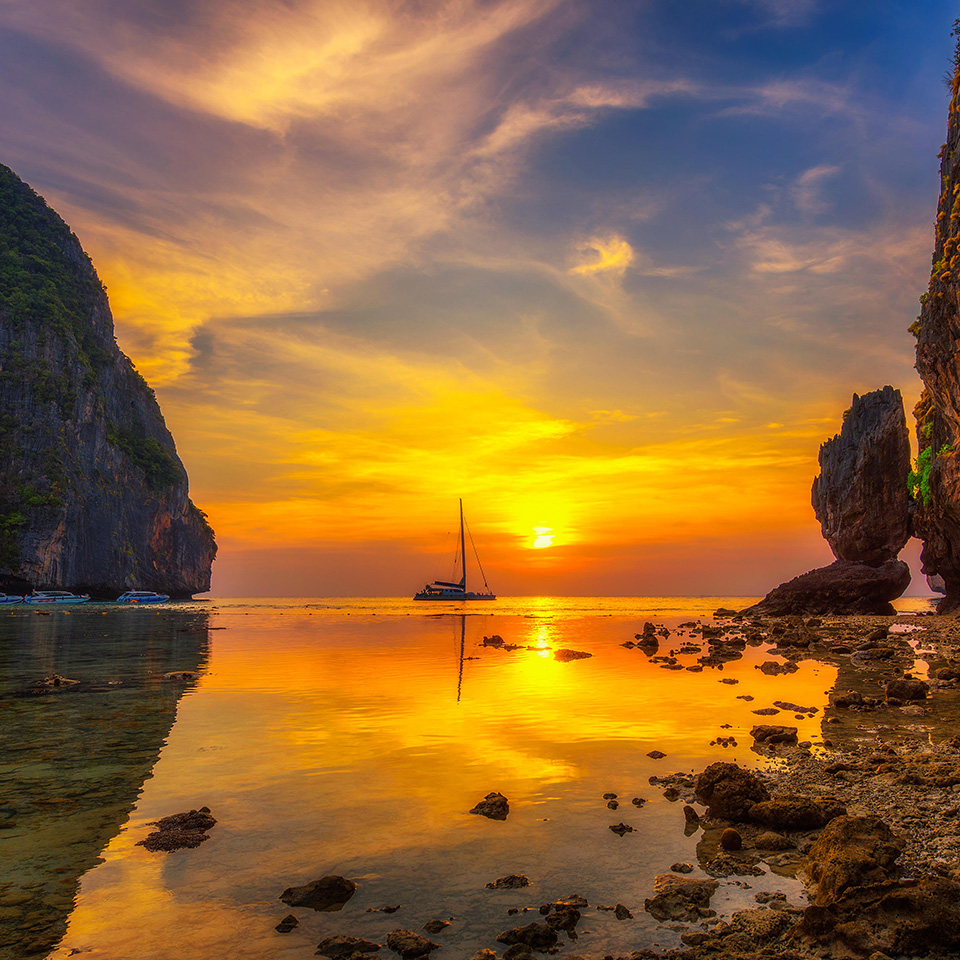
[0,596,932,959]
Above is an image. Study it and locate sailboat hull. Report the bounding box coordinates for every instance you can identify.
[414,588,496,601]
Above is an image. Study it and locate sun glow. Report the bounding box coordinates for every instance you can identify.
[532,526,554,549]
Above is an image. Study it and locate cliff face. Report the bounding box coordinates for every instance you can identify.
[914,68,960,612]
[0,163,215,597]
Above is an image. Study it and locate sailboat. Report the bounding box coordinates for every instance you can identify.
[414,500,496,601]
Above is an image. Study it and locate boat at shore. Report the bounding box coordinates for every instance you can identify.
[414,500,496,601]
[24,591,90,605]
[117,591,170,604]
[0,594,23,604]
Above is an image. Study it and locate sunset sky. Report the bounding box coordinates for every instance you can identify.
[0,0,954,596]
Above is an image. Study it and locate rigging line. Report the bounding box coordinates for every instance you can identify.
[465,520,492,591]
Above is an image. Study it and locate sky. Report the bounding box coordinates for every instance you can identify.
[0,0,955,597]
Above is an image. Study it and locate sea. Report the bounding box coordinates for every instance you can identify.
[0,595,936,960]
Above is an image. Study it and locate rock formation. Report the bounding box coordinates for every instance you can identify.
[749,387,911,615]
[0,163,215,596]
[811,386,911,564]
[913,68,960,612]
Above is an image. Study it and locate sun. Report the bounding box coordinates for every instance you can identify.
[531,526,554,549]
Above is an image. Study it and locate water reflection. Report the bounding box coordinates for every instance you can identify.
[0,608,210,959]
[2,603,840,959]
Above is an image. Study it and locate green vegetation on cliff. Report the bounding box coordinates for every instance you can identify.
[106,427,183,492]
[0,165,111,370]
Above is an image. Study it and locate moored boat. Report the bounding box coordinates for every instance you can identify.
[24,591,90,605]
[0,594,23,604]
[415,500,496,601]
[117,591,170,604]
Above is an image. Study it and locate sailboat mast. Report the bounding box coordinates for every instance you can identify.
[459,498,467,591]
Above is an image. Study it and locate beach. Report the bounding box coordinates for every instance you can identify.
[0,596,950,960]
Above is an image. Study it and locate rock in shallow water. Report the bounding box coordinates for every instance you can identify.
[644,875,719,922]
[385,930,439,958]
[316,936,382,958]
[280,875,357,912]
[470,791,509,820]
[136,807,216,852]
[745,559,911,616]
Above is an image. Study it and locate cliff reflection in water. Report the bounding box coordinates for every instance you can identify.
[0,607,210,959]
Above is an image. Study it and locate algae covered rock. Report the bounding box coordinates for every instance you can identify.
[804,816,904,905]
[694,762,769,822]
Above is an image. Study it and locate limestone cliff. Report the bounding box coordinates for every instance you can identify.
[0,163,215,597]
[811,386,912,566]
[913,65,960,613]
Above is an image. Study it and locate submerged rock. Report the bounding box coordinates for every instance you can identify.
[317,936,382,958]
[496,922,558,950]
[470,792,509,820]
[486,874,529,889]
[280,875,357,912]
[553,649,591,662]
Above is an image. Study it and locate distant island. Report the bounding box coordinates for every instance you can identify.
[0,163,215,598]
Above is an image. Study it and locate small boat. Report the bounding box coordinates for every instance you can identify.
[0,594,23,604]
[117,591,170,604]
[24,591,90,605]
[415,500,496,601]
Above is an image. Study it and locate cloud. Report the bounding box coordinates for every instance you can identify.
[570,235,635,276]
[791,164,841,215]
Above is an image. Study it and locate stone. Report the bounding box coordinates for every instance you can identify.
[800,876,960,957]
[543,906,580,932]
[750,725,799,745]
[554,649,591,662]
[136,807,216,853]
[811,386,911,565]
[317,936,382,958]
[644,875,719,922]
[750,796,845,831]
[275,915,299,933]
[495,922,558,950]
[804,816,905,905]
[609,822,634,836]
[470,792,509,820]
[884,678,929,701]
[694,762,770,822]
[671,862,694,873]
[682,805,700,824]
[745,559,911,616]
[486,875,529,889]
[647,750,666,759]
[755,832,794,851]
[280,875,357,912]
[385,930,440,958]
[614,903,633,920]
[720,828,742,851]
[421,921,449,935]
